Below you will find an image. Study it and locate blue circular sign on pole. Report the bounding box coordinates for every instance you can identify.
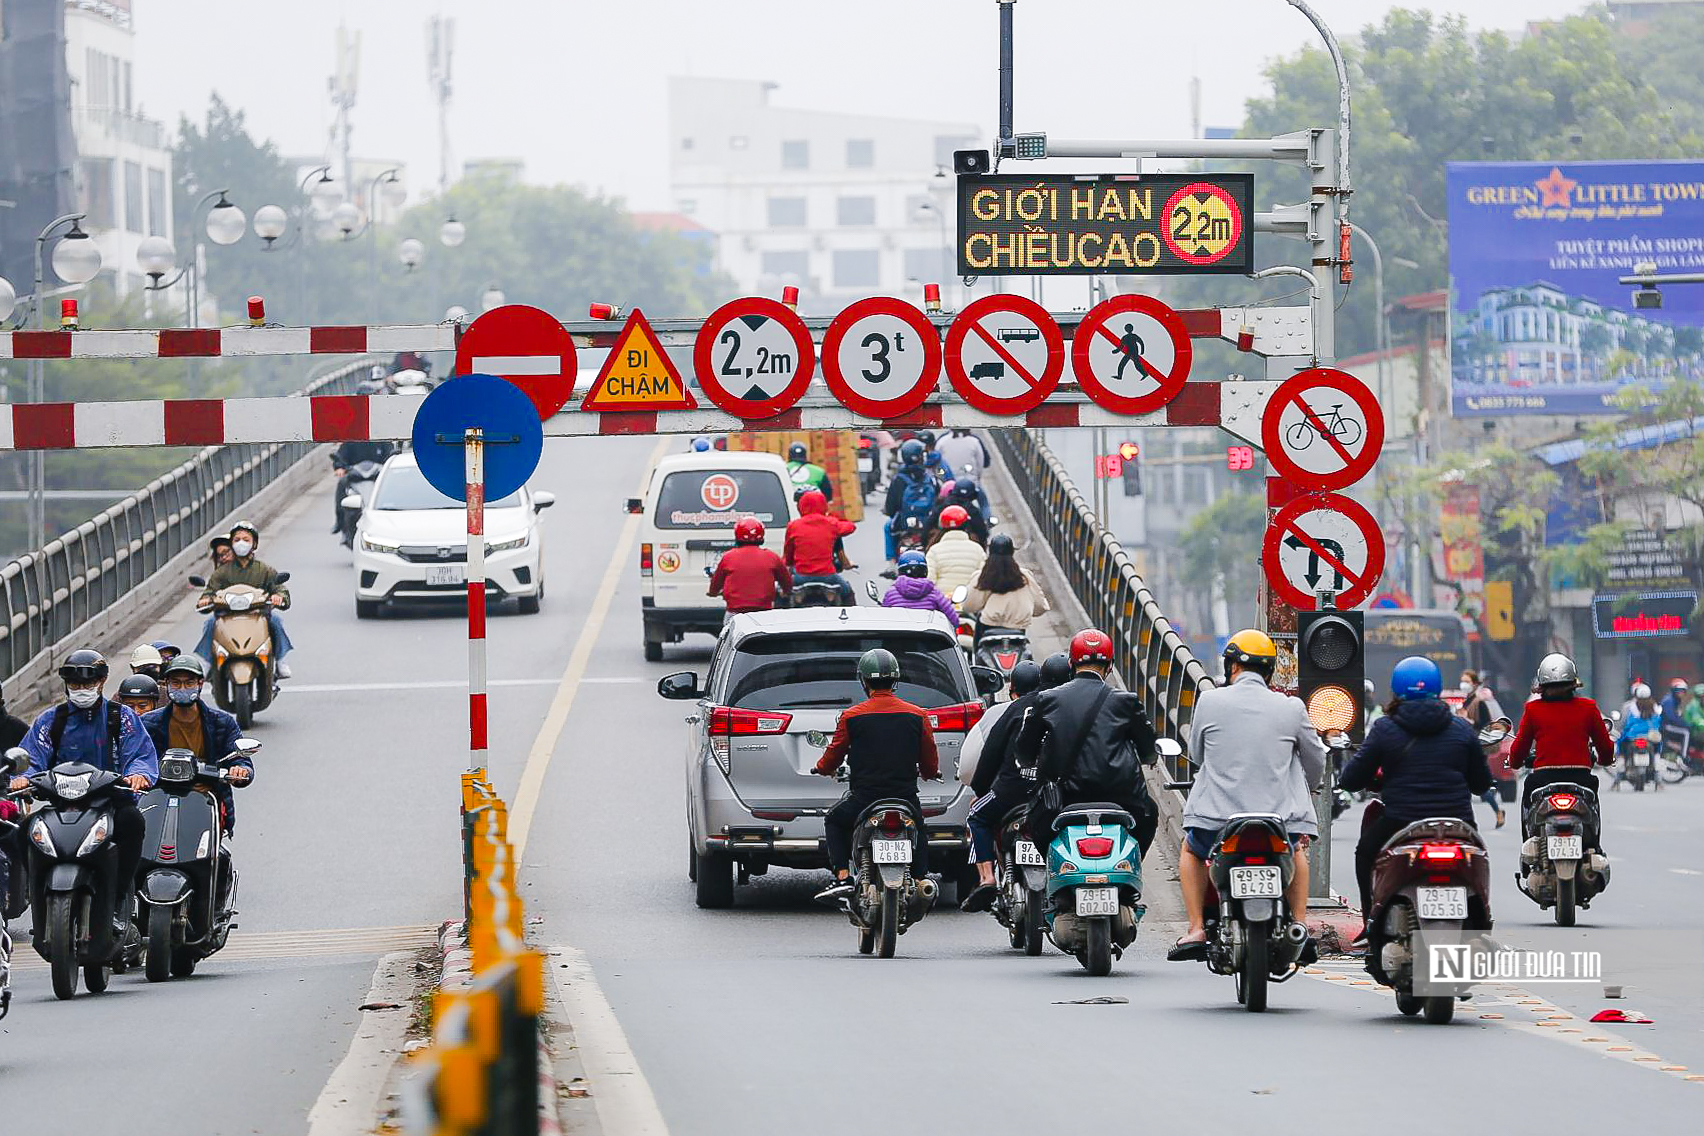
[410,374,544,502]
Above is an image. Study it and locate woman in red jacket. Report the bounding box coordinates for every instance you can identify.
[1509,653,1614,846]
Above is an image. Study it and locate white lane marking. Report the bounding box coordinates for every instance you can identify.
[306,950,420,1136]
[280,677,645,694]
[471,355,563,375]
[550,945,671,1136]
[1670,867,1703,876]
[509,436,669,865]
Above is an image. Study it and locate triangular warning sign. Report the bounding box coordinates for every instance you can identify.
[579,308,697,411]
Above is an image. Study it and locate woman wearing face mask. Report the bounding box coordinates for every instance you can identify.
[1456,670,1507,826]
[192,522,295,679]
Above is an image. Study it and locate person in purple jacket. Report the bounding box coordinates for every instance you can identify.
[881,550,958,623]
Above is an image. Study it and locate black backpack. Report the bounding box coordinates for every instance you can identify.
[46,701,126,771]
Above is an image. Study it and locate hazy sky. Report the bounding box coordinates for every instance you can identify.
[134,0,1602,211]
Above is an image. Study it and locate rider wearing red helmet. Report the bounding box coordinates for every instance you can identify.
[783,488,856,604]
[1014,627,1159,857]
[707,517,792,615]
[926,505,987,596]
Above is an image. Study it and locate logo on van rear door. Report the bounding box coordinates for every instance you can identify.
[700,475,740,511]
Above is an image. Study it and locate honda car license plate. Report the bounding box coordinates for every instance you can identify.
[872,839,911,864]
[1074,886,1118,916]
[1547,835,1583,861]
[1229,866,1281,899]
[426,565,464,587]
[1014,840,1045,867]
[1417,886,1468,920]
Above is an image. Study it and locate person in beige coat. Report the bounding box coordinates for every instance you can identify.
[961,534,1050,630]
[926,507,987,596]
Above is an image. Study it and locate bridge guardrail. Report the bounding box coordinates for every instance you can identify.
[990,427,1214,784]
[0,358,373,685]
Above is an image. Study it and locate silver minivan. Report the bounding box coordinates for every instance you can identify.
[658,608,1004,908]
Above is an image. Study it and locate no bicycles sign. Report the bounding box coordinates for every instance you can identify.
[1261,367,1384,491]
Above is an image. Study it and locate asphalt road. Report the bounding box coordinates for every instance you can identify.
[7,434,1703,1133]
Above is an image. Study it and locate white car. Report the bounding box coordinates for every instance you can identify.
[350,453,555,618]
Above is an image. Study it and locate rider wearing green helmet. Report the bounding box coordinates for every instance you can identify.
[810,648,942,902]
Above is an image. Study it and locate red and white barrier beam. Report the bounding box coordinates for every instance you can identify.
[0,323,454,360]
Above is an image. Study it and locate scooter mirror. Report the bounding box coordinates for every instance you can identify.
[951,585,968,605]
[229,738,262,760]
[341,493,364,511]
[864,580,881,602]
[1154,738,1184,761]
[188,575,207,587]
[4,747,30,776]
[274,572,291,585]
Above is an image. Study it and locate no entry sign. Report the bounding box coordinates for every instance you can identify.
[693,297,815,419]
[1262,492,1386,611]
[821,297,942,419]
[1071,294,1192,415]
[944,294,1064,415]
[1262,367,1384,491]
[453,304,578,421]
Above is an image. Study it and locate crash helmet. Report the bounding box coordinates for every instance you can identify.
[1672,678,1690,693]
[1009,660,1043,698]
[797,488,827,515]
[1391,656,1443,701]
[1223,629,1277,679]
[1692,682,1704,700]
[229,520,259,541]
[690,436,712,452]
[116,674,158,711]
[1068,628,1114,668]
[857,648,901,691]
[733,517,765,545]
[899,439,925,466]
[208,535,232,554]
[1632,682,1653,701]
[988,533,1015,557]
[1039,652,1073,689]
[1533,653,1579,690]
[151,640,181,664]
[129,643,164,675]
[917,430,937,450]
[58,648,109,685]
[952,479,979,505]
[924,450,944,470]
[939,505,971,530]
[162,654,207,682]
[897,550,930,578]
[787,442,808,463]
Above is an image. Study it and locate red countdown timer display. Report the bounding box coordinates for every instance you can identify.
[1227,445,1256,471]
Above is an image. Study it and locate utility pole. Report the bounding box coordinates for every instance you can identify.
[427,15,456,193]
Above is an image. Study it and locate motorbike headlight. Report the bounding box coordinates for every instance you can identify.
[361,534,401,554]
[76,815,111,857]
[487,533,529,553]
[29,817,53,855]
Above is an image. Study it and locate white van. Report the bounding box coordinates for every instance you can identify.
[630,450,796,660]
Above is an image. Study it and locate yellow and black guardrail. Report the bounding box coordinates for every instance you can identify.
[404,772,547,1136]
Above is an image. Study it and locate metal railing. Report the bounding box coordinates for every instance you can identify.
[0,359,373,683]
[991,427,1214,782]
[405,773,545,1136]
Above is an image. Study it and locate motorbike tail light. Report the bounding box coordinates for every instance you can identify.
[1635,739,1648,751]
[994,651,1020,670]
[640,543,653,577]
[1420,843,1464,862]
[1219,828,1287,855]
[1075,837,1114,859]
[858,437,872,449]
[1549,794,1578,811]
[879,809,907,835]
[926,701,985,732]
[707,707,793,736]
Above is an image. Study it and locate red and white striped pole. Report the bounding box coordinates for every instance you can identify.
[465,427,488,772]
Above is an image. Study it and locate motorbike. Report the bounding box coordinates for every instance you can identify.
[189,573,291,729]
[856,434,882,498]
[792,579,846,608]
[1044,804,1144,975]
[1519,772,1611,928]
[17,755,135,999]
[1202,815,1308,1011]
[336,459,384,547]
[972,625,1032,681]
[0,749,28,1020]
[994,805,1048,955]
[842,777,937,958]
[1613,724,1663,792]
[132,740,258,982]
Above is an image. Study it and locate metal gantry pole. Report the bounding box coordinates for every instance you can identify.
[465,427,487,773]
[997,0,1016,151]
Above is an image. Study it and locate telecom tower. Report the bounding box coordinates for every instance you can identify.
[328,24,361,196]
[427,15,455,192]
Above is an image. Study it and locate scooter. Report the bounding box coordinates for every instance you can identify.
[190,573,291,729]
[1043,797,1149,977]
[17,755,134,999]
[1519,781,1610,927]
[1202,814,1308,1011]
[336,459,384,547]
[0,749,29,1020]
[973,626,1032,680]
[842,776,936,958]
[856,434,882,498]
[792,580,847,608]
[1613,726,1662,791]
[994,805,1048,955]
[133,740,259,982]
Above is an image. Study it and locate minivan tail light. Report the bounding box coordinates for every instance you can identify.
[926,701,985,732]
[708,707,793,736]
[1075,837,1114,859]
[640,543,653,577]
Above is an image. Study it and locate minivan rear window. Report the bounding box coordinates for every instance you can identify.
[726,633,966,711]
[653,469,789,530]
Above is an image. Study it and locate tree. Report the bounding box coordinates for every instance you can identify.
[1179,490,1267,629]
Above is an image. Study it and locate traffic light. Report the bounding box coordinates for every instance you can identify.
[1121,445,1142,497]
[1297,607,1365,744]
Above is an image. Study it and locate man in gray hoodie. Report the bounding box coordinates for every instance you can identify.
[1169,629,1327,961]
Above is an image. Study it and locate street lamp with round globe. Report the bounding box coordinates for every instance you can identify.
[398,238,425,272]
[309,174,341,211]
[480,285,505,312]
[0,276,15,323]
[331,201,360,239]
[439,217,466,248]
[50,223,102,285]
[445,304,468,323]
[204,195,247,246]
[379,175,407,210]
[253,204,289,247]
[136,235,176,283]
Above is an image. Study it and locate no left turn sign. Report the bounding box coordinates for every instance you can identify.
[1071,294,1192,415]
[1262,492,1387,611]
[821,297,942,419]
[1262,367,1384,491]
[693,297,815,419]
[944,294,1064,415]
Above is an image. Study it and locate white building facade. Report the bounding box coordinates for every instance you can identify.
[668,77,979,313]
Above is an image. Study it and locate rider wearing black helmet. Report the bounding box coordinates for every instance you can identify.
[884,439,940,564]
[960,659,1053,911]
[116,674,161,717]
[810,649,941,903]
[962,532,1049,635]
[784,441,832,502]
[10,649,158,933]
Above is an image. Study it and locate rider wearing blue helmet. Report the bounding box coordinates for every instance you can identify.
[1338,655,1495,943]
[690,436,712,452]
[883,438,940,563]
